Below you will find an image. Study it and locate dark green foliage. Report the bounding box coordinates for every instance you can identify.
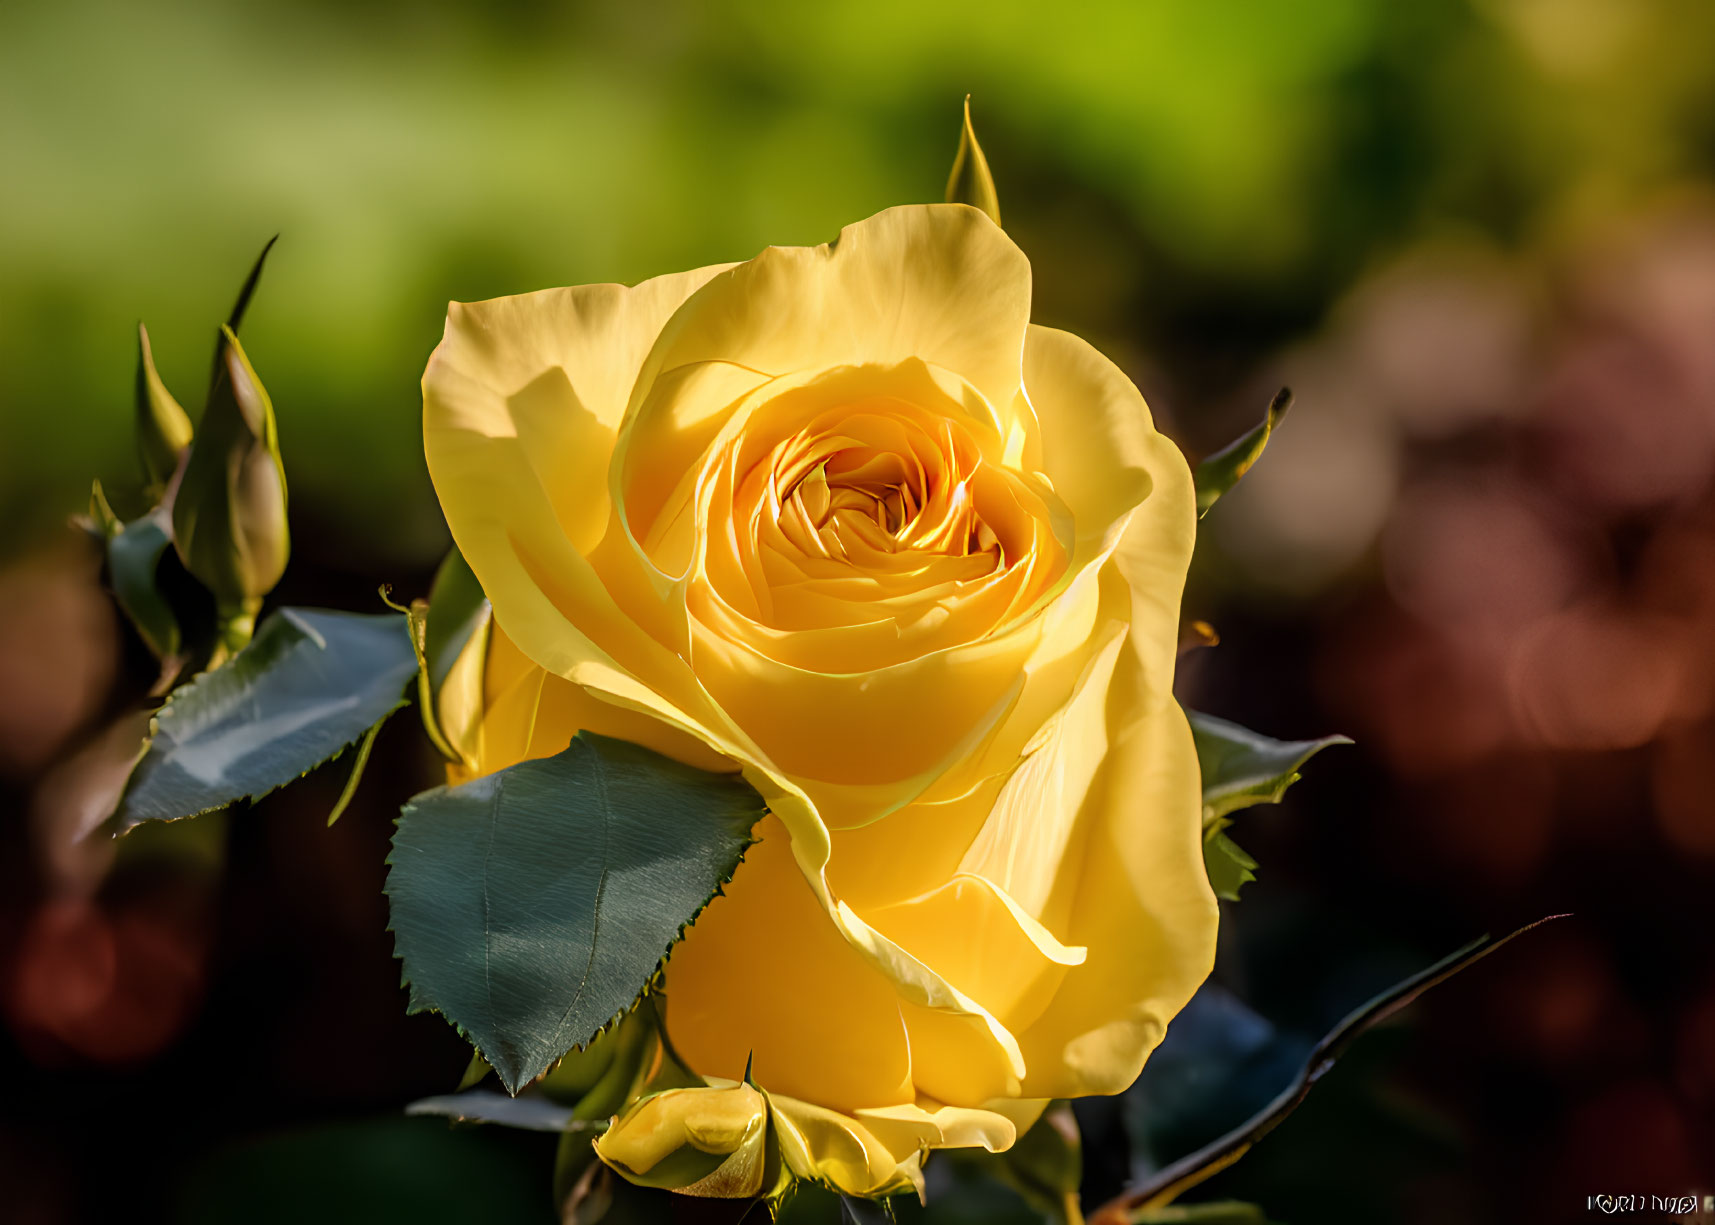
[114,608,418,828]
[387,732,766,1095]
[1187,710,1349,900]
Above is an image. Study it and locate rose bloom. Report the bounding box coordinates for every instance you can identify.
[423,204,1216,1197]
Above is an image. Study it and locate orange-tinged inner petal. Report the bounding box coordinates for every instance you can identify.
[682,363,1070,671]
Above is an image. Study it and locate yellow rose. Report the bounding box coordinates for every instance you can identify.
[423,204,1217,1197]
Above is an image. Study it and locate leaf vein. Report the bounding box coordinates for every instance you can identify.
[481,773,500,1056]
[554,739,610,1052]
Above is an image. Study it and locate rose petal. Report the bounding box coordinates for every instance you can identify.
[662,818,915,1113]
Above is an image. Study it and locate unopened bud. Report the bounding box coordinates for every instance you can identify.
[171,325,288,648]
[135,322,193,489]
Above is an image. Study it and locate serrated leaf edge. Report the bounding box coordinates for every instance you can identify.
[109,610,415,833]
[383,770,765,1096]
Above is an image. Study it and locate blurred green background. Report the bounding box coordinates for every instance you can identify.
[6,1,1715,1223]
[9,0,1714,567]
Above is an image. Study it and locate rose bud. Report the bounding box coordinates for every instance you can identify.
[171,325,288,656]
[135,321,193,490]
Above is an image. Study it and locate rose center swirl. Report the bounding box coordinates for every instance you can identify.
[769,415,1003,566]
[689,391,1069,668]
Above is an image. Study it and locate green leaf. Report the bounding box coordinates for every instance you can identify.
[946,95,1002,227]
[1201,825,1259,904]
[386,732,766,1095]
[105,506,183,663]
[1188,710,1348,901]
[135,320,193,488]
[113,608,418,830]
[1087,916,1568,1221]
[1190,711,1349,823]
[1193,388,1291,516]
[404,1088,592,1133]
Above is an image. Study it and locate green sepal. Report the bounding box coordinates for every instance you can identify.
[386,732,766,1094]
[411,548,491,763]
[424,547,488,690]
[104,506,184,664]
[1201,823,1259,903]
[324,714,385,827]
[171,325,289,649]
[1194,388,1291,516]
[761,1101,796,1203]
[224,234,278,335]
[112,608,418,830]
[88,479,120,537]
[456,1050,492,1091]
[946,95,1002,227]
[135,321,193,489]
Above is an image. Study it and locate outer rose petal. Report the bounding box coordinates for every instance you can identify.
[768,1094,1025,1198]
[426,268,733,552]
[1013,674,1212,1097]
[865,875,1085,1038]
[1004,336,1216,1097]
[444,624,730,782]
[1022,324,1162,551]
[423,262,750,762]
[768,1096,924,1198]
[662,818,915,1114]
[614,204,1034,549]
[651,205,1031,410]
